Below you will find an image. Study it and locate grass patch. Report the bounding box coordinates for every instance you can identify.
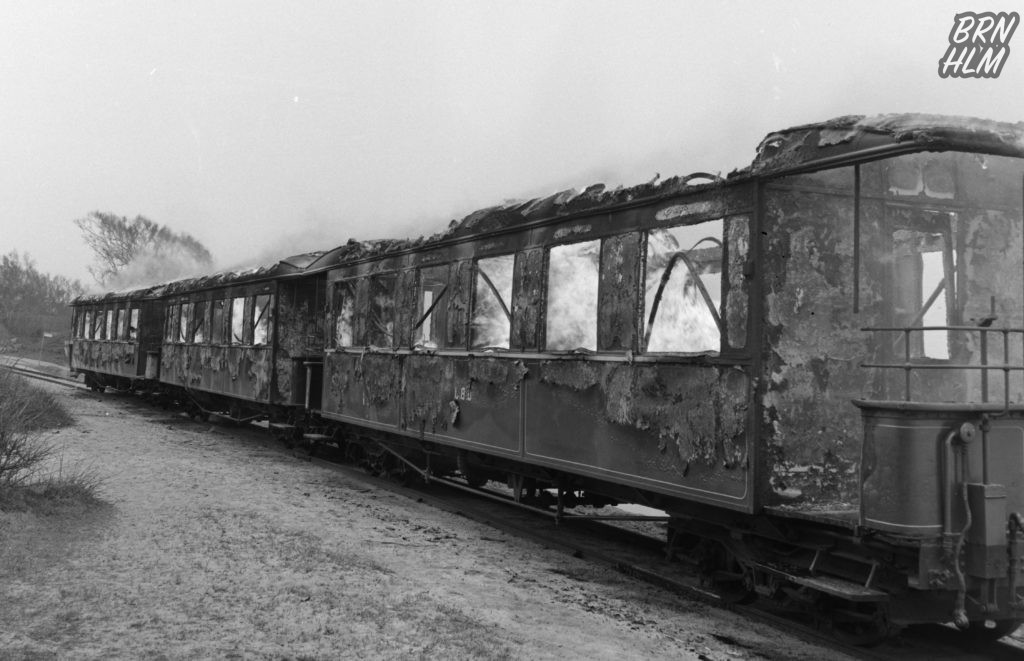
[0,366,73,432]
[0,469,106,516]
[0,368,102,515]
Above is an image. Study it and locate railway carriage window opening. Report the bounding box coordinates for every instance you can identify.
[179,303,193,343]
[546,241,599,351]
[416,266,448,348]
[210,299,226,345]
[471,254,514,350]
[331,281,356,348]
[119,306,129,340]
[892,226,956,360]
[230,298,246,345]
[105,309,114,341]
[112,308,122,340]
[94,309,105,340]
[84,310,93,339]
[164,304,178,343]
[128,308,139,342]
[252,295,271,346]
[192,300,207,344]
[368,274,397,348]
[643,219,724,353]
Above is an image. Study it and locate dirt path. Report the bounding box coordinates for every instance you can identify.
[0,383,850,660]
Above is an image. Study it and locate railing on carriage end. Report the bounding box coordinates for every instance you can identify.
[861,325,1024,410]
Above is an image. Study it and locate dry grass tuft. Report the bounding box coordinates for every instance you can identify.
[0,368,103,514]
[0,366,73,432]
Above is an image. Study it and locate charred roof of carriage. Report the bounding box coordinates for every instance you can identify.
[73,113,1024,305]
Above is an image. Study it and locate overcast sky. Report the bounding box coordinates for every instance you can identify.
[3,0,1023,287]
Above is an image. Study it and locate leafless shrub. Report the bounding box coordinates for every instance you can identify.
[0,368,103,513]
[0,371,57,487]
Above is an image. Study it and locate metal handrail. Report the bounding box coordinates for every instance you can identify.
[861,325,1024,407]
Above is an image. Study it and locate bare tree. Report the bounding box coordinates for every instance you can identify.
[74,212,214,287]
[0,251,85,338]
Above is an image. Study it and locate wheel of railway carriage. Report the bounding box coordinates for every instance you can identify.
[457,453,486,488]
[695,540,756,605]
[962,618,1023,642]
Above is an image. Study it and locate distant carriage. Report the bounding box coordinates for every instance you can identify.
[70,114,1024,641]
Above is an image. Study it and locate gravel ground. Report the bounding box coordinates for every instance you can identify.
[0,379,853,660]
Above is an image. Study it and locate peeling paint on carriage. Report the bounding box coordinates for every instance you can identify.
[604,364,748,469]
[539,360,602,391]
[468,357,528,389]
[160,344,274,403]
[404,355,453,434]
[761,171,864,506]
[72,340,138,376]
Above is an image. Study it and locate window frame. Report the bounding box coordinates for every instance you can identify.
[192,300,208,345]
[544,240,601,352]
[367,273,398,349]
[330,279,357,349]
[252,294,272,347]
[470,253,516,351]
[165,304,181,343]
[179,302,193,343]
[128,307,140,342]
[415,264,449,349]
[210,299,227,345]
[103,308,114,341]
[229,296,246,347]
[640,217,728,356]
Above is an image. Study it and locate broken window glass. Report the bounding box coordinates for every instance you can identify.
[128,308,139,342]
[368,274,396,347]
[644,219,723,353]
[416,266,448,348]
[546,241,599,351]
[192,301,207,344]
[230,298,246,345]
[211,300,226,344]
[472,254,514,350]
[84,310,93,339]
[252,295,271,346]
[112,308,122,341]
[332,281,356,347]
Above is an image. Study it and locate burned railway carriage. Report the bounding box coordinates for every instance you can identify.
[68,115,1024,640]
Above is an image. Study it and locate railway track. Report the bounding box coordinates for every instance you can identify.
[1,362,86,390]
